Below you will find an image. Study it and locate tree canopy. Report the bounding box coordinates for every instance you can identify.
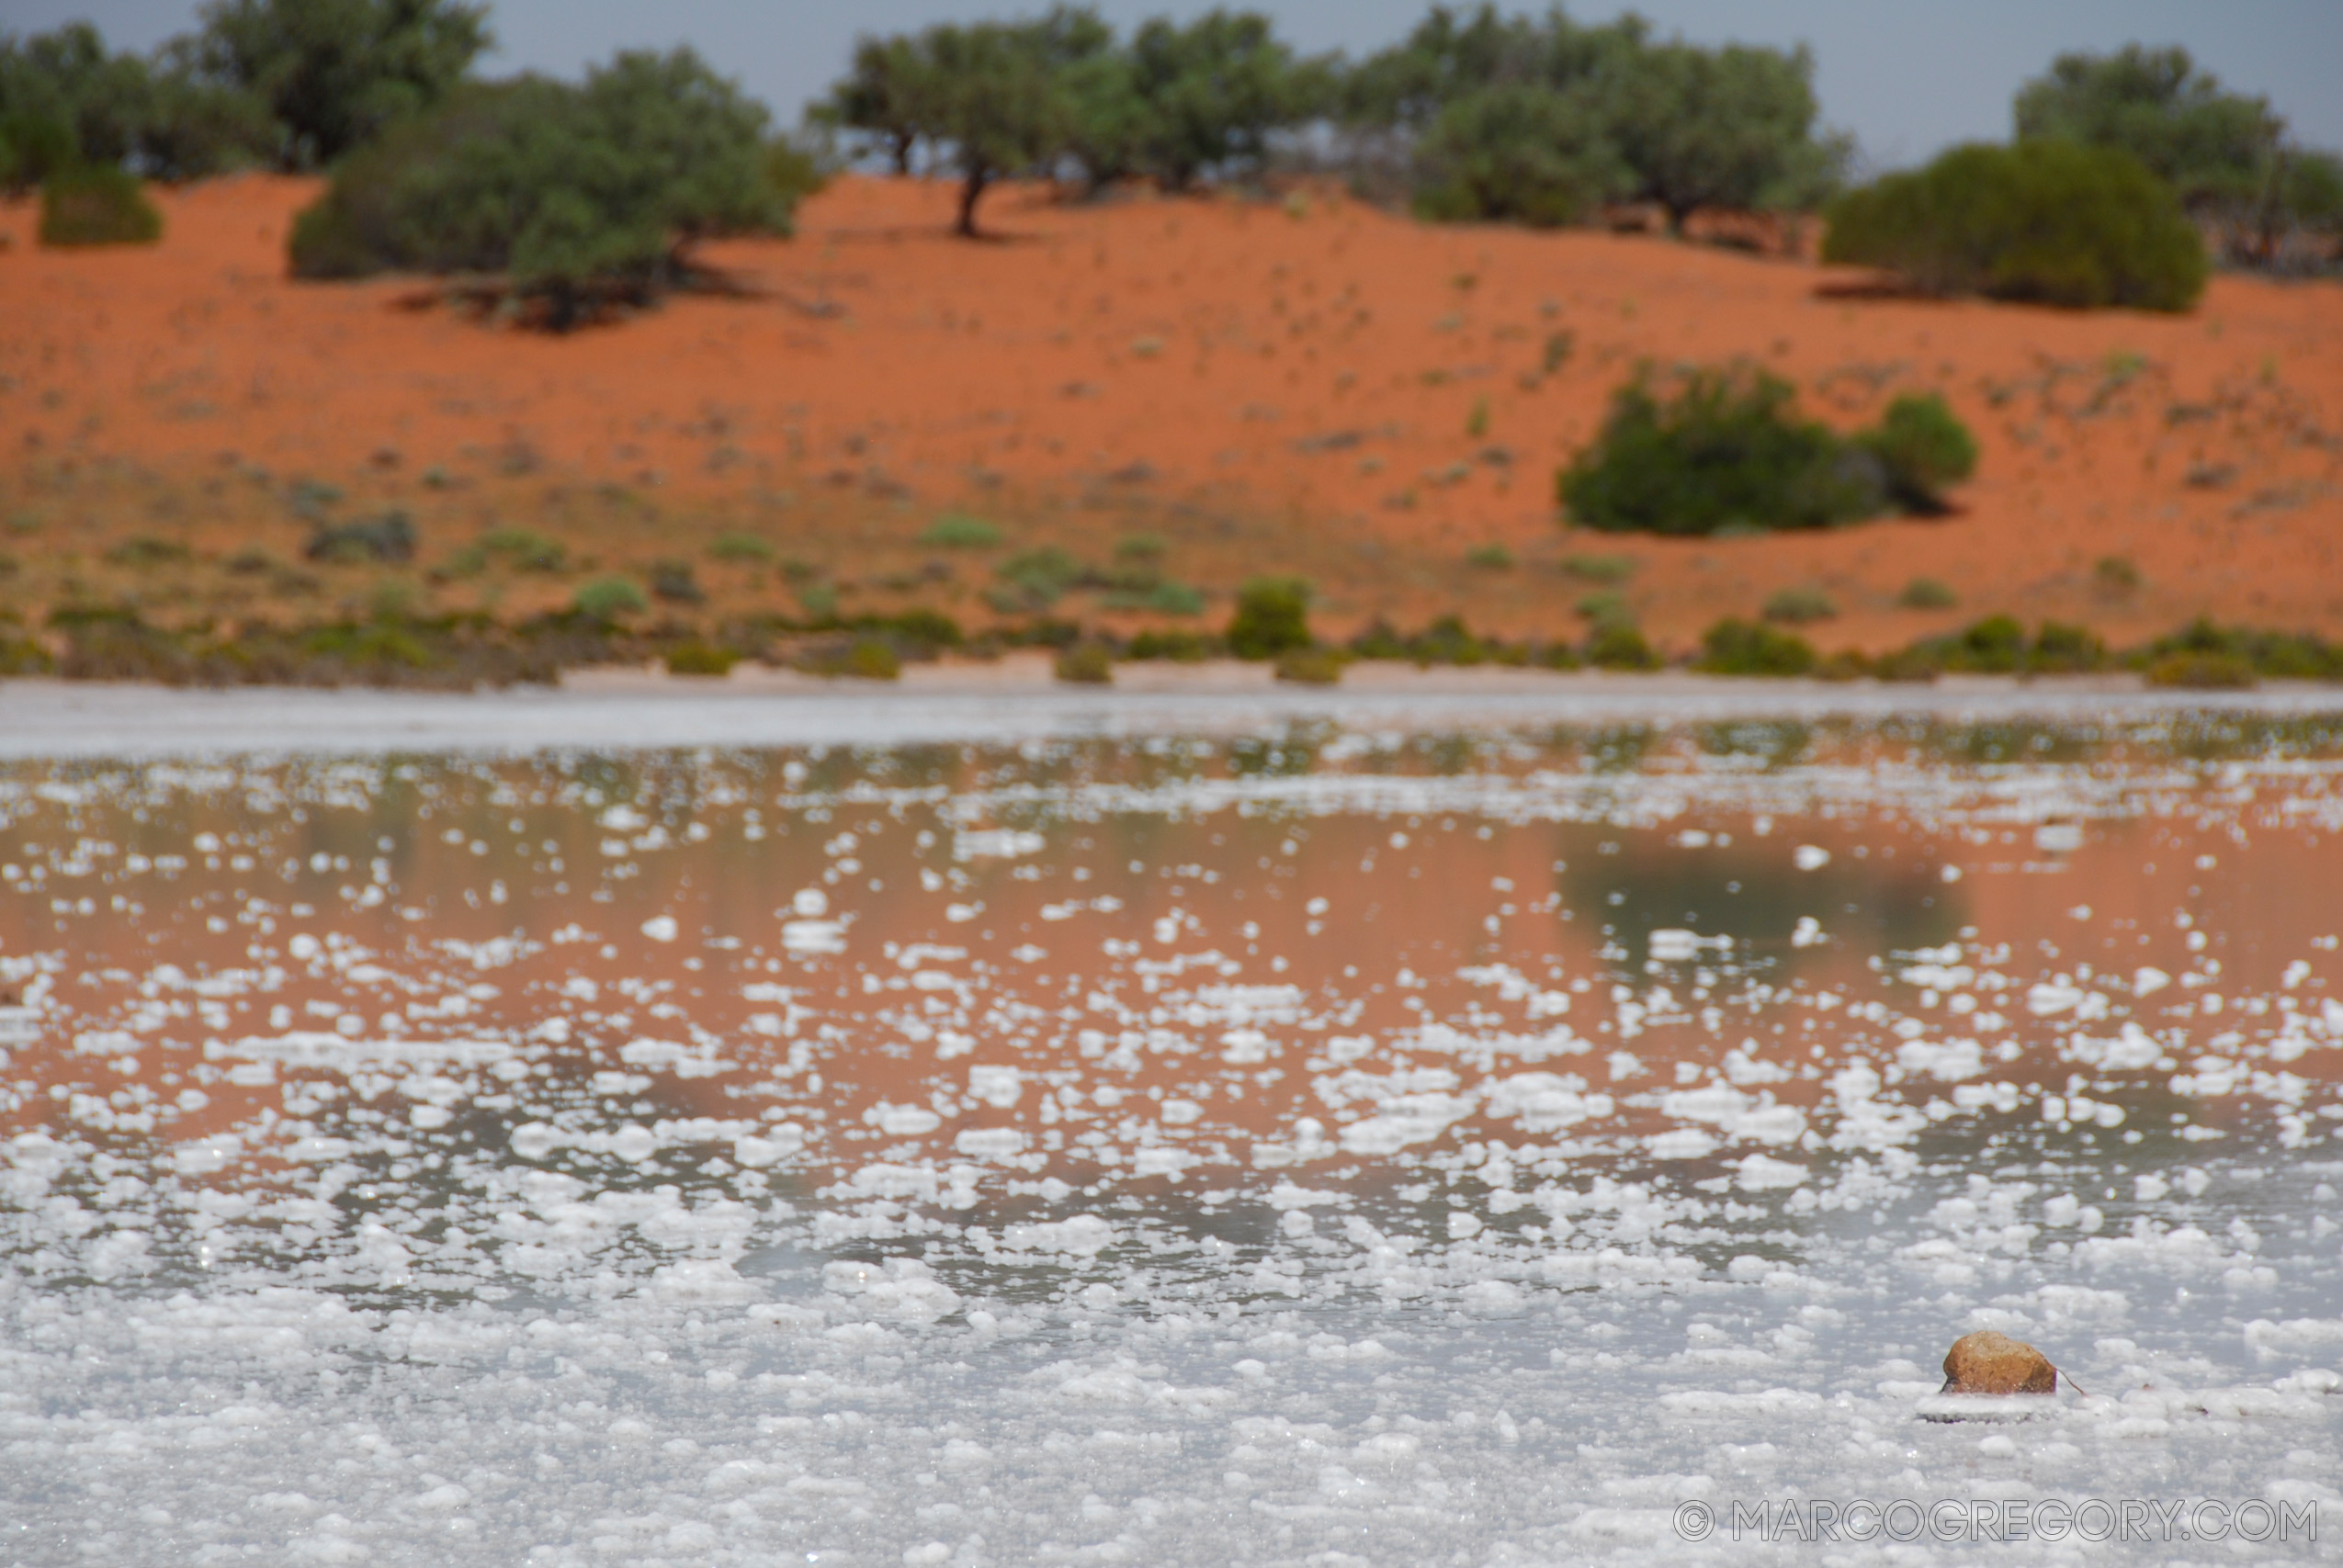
[820,6,1319,231]
[2014,44,2343,267]
[1339,6,1844,231]
[0,0,485,184]
[289,48,804,327]
[190,0,492,168]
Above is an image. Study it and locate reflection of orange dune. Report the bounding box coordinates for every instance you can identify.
[9,752,2336,1201]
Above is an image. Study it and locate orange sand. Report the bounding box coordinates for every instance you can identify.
[3,173,2341,651]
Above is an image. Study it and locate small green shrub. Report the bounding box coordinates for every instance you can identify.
[573,577,648,621]
[306,512,416,564]
[104,536,193,568]
[1944,614,2027,673]
[2093,555,2142,593]
[708,533,775,564]
[39,165,162,248]
[875,608,965,654]
[1562,552,1636,584]
[1815,649,1869,682]
[0,635,54,675]
[922,513,1003,548]
[649,560,703,604]
[1543,331,1575,375]
[1227,576,1312,660]
[1870,645,1943,682]
[1559,363,1927,536]
[2147,650,2256,689]
[1466,544,1515,570]
[1115,533,1168,562]
[1697,618,1817,676]
[843,637,901,680]
[1892,615,2111,676]
[2134,618,2343,681]
[665,641,739,676]
[1575,591,1629,624]
[1584,620,1660,671]
[1823,140,2208,311]
[1859,393,1977,513]
[1897,576,1958,610]
[1761,585,1838,624]
[1127,628,1213,661]
[1134,581,1205,615]
[1054,643,1115,684]
[481,526,565,571]
[2031,620,2104,672]
[1275,647,1347,685]
[990,547,1081,611]
[1532,640,1582,671]
[797,583,840,620]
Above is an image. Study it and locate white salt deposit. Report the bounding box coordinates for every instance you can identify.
[1,714,2339,1562]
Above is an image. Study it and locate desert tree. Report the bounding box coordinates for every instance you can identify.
[190,0,491,168]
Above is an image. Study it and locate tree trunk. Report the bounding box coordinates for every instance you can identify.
[956,164,990,239]
[893,133,914,178]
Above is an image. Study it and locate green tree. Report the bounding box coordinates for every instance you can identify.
[1126,9,1311,190]
[1412,82,1629,225]
[2014,44,2343,268]
[922,21,1070,237]
[816,35,937,176]
[290,48,792,328]
[191,0,491,168]
[0,23,272,185]
[0,24,153,172]
[1824,140,2208,311]
[1602,40,1843,230]
[2014,45,2279,212]
[1338,7,1841,231]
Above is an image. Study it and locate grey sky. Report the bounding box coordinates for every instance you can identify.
[15,1,2343,168]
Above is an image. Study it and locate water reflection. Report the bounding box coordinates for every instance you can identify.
[3,716,2340,1562]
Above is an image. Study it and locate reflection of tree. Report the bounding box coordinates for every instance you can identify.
[1934,721,2095,767]
[1692,719,1809,769]
[1556,828,1965,976]
[1582,723,1657,773]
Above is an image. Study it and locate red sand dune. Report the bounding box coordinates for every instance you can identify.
[3,173,2340,650]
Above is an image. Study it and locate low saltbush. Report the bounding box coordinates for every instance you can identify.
[1698,618,1816,676]
[1585,620,1661,671]
[306,513,416,565]
[665,642,739,676]
[1760,586,1837,625]
[572,578,648,621]
[1227,577,1313,660]
[1275,647,1348,685]
[40,165,162,247]
[708,533,775,563]
[1054,644,1116,684]
[1126,628,1215,661]
[922,514,1003,549]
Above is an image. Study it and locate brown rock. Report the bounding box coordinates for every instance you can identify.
[1941,1330,2057,1395]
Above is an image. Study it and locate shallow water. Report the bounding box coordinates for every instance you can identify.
[3,713,2340,1564]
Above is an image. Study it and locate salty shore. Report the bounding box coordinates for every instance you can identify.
[5,662,2341,759]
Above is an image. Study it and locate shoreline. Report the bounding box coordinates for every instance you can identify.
[5,665,2342,759]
